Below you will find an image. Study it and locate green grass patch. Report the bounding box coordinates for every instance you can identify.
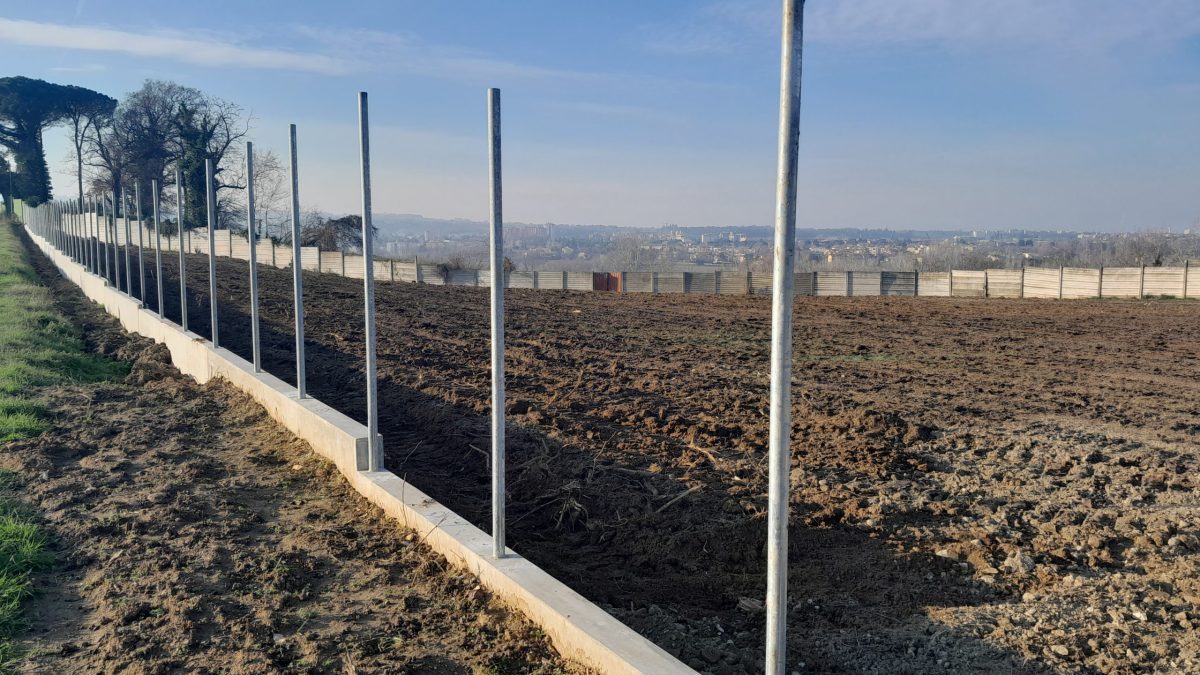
[0,470,53,666]
[0,220,127,443]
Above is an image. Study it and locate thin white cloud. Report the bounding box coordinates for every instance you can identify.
[48,63,109,73]
[808,0,1200,50]
[644,0,1200,54]
[295,26,601,83]
[0,18,352,75]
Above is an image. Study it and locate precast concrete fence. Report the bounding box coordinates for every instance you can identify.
[28,204,1197,301]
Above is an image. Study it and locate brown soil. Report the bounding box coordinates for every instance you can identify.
[95,247,1200,673]
[5,236,581,674]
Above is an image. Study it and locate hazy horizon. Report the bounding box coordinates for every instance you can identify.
[4,1,1199,232]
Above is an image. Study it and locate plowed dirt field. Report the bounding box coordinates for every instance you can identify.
[107,246,1200,673]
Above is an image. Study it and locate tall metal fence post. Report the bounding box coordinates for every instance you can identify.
[153,179,164,316]
[109,192,118,283]
[1058,266,1065,300]
[206,159,220,347]
[766,1,805,673]
[177,171,188,332]
[78,200,84,262]
[1139,264,1146,300]
[78,199,85,269]
[1184,260,1190,299]
[123,188,133,296]
[358,92,381,472]
[88,195,96,271]
[69,200,76,261]
[246,141,262,372]
[100,197,109,281]
[488,87,506,559]
[289,124,307,398]
[136,182,146,300]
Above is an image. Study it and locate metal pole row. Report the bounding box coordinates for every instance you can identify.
[26,90,527,587]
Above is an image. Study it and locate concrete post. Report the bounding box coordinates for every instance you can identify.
[1139,264,1146,300]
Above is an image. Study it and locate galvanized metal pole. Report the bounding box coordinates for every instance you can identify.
[206,159,220,348]
[358,92,381,472]
[100,197,109,281]
[123,189,133,295]
[93,197,99,272]
[108,191,118,283]
[177,171,188,332]
[136,181,146,301]
[487,87,506,559]
[73,200,80,262]
[765,1,805,674]
[69,200,76,260]
[289,124,307,398]
[246,141,261,372]
[153,179,164,316]
[89,196,97,273]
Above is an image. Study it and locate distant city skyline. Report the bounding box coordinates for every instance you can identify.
[4,1,1199,232]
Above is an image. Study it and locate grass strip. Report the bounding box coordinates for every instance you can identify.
[0,219,127,441]
[0,219,127,665]
[0,469,53,666]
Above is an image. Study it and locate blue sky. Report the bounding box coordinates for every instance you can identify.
[3,0,1199,231]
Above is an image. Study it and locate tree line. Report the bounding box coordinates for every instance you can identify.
[1,75,368,249]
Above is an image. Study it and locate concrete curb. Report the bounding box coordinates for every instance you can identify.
[26,228,695,675]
